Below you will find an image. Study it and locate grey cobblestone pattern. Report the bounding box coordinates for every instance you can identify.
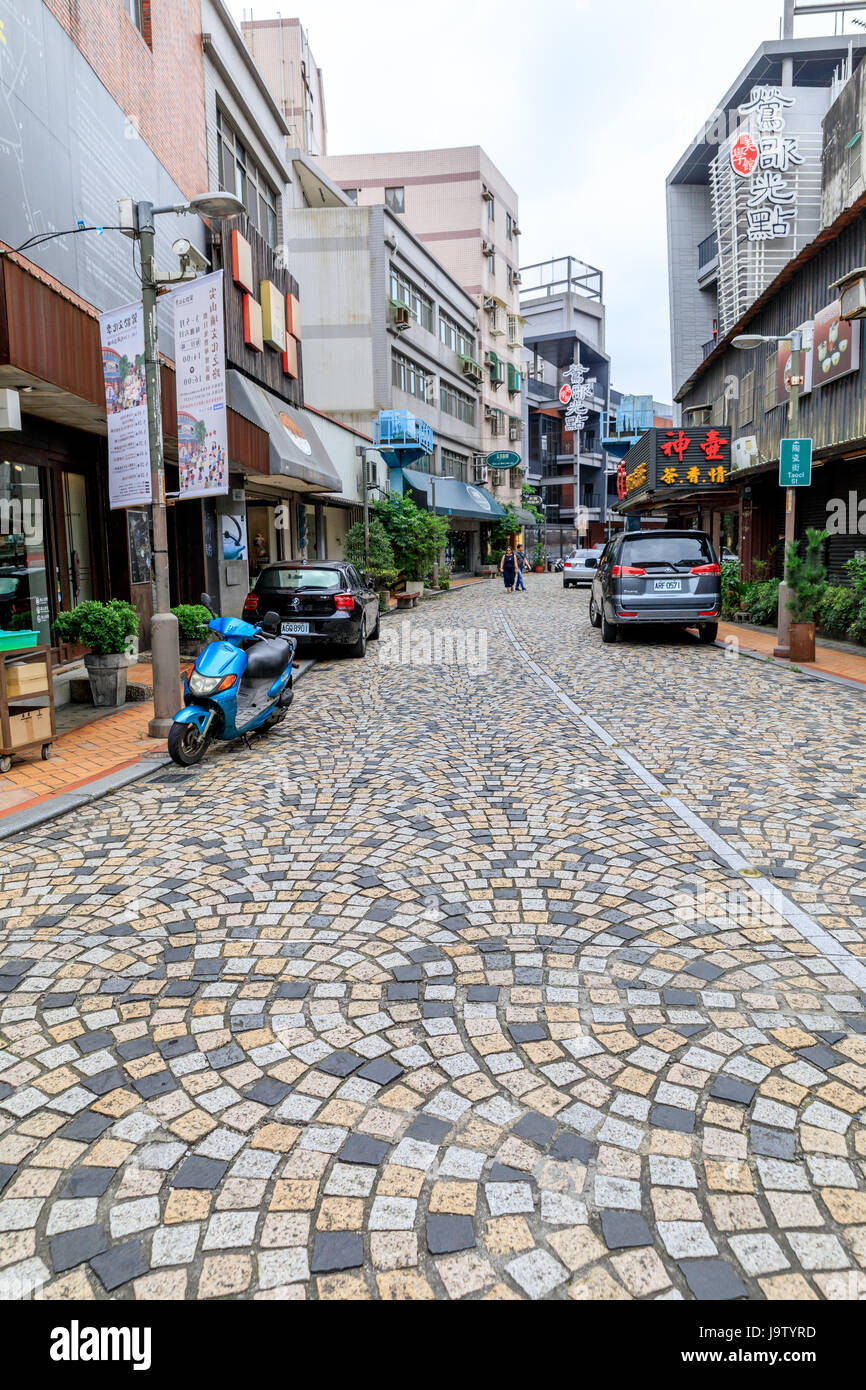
[0,577,865,1301]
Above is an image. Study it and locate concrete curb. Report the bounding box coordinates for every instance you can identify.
[0,656,318,842]
[713,637,866,694]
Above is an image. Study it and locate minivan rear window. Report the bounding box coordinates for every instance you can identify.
[621,535,713,565]
[257,568,342,591]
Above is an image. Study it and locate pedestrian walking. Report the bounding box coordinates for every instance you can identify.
[514,546,527,592]
[500,546,517,593]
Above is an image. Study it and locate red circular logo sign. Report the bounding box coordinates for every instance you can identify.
[559,384,572,405]
[731,133,759,178]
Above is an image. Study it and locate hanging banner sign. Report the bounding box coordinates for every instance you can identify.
[171,270,229,499]
[100,301,152,509]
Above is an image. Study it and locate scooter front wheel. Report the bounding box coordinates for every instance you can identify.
[168,720,213,767]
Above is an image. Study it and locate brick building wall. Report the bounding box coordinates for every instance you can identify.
[45,0,208,199]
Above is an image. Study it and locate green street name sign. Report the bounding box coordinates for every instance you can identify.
[486,450,521,468]
[779,437,812,487]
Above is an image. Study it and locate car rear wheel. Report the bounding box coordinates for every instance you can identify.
[698,622,718,644]
[600,613,618,644]
[589,596,602,629]
[348,616,367,658]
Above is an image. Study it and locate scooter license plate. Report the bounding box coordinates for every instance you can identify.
[281,621,309,635]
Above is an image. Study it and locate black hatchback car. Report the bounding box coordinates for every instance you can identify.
[243,561,381,657]
[589,530,721,645]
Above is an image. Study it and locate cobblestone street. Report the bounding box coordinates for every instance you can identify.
[1,575,866,1302]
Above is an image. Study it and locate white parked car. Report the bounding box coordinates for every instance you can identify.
[562,545,605,589]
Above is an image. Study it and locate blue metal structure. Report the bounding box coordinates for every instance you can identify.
[374,411,434,488]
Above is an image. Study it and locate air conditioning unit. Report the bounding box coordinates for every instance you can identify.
[482,240,495,257]
[512,271,522,286]
[481,184,494,202]
[460,356,482,384]
[389,298,411,331]
[474,462,489,484]
[364,456,378,488]
[483,296,496,310]
[732,435,759,472]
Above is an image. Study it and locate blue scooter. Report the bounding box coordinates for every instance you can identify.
[168,591,296,766]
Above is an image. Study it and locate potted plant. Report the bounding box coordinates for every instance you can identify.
[371,494,448,596]
[54,599,139,706]
[171,604,214,659]
[784,527,828,663]
[374,568,400,612]
[532,542,546,573]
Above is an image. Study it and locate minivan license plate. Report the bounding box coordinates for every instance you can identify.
[281,621,309,635]
[654,580,681,592]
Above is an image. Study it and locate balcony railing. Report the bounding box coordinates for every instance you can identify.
[701,338,718,360]
[698,232,718,269]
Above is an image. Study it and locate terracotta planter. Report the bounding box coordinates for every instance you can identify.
[789,621,816,663]
[534,565,545,573]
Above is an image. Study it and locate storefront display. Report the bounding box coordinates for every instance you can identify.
[0,460,52,647]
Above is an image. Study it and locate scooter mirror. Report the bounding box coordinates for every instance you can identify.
[200,592,216,615]
[261,611,281,632]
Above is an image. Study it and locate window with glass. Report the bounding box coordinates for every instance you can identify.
[507,266,513,291]
[385,186,405,213]
[344,188,359,204]
[487,196,495,222]
[390,268,434,334]
[217,109,278,247]
[441,449,468,481]
[506,212,513,240]
[439,311,475,359]
[392,350,432,403]
[440,384,476,426]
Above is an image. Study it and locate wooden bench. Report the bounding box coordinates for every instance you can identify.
[395,592,419,610]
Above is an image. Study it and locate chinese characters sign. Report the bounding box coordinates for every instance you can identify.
[733,87,802,242]
[100,301,152,510]
[620,427,732,506]
[171,271,229,500]
[561,361,596,434]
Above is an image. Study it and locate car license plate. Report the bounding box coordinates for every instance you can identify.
[654,580,681,592]
[281,621,309,635]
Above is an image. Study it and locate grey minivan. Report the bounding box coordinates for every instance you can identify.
[589,530,721,645]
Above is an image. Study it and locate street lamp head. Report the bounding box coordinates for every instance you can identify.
[732,334,770,350]
[186,191,246,219]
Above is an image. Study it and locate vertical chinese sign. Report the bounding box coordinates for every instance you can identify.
[100,302,152,509]
[171,271,229,500]
[731,86,802,243]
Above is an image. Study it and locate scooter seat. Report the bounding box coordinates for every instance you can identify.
[244,638,292,681]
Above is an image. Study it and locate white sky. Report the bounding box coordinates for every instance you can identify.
[230,0,862,400]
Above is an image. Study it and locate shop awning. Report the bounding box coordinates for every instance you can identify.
[402,467,505,520]
[227,370,342,492]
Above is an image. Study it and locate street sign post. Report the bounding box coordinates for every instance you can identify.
[779,437,812,487]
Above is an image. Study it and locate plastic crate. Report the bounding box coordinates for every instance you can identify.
[0,630,38,651]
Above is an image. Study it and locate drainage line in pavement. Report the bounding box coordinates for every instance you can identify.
[498,614,866,994]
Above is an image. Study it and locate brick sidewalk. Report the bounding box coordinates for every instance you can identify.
[0,660,168,818]
[718,621,866,685]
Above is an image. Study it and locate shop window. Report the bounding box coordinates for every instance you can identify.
[0,461,52,647]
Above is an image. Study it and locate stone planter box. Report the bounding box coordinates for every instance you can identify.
[789,621,816,663]
[84,652,128,707]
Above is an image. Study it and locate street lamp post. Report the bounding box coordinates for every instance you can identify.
[122,191,245,737]
[732,330,805,661]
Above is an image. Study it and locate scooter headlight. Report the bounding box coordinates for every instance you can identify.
[189,671,226,696]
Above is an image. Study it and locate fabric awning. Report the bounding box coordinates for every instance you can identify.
[227,370,342,491]
[402,467,505,520]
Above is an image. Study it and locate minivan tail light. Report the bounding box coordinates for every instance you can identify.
[690,563,721,574]
[242,592,259,615]
[612,564,646,577]
[334,594,354,610]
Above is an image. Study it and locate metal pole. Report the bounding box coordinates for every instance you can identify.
[431,472,439,588]
[138,202,181,738]
[774,330,801,659]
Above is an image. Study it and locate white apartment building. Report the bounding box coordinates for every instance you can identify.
[241,15,327,158]
[319,146,525,508]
